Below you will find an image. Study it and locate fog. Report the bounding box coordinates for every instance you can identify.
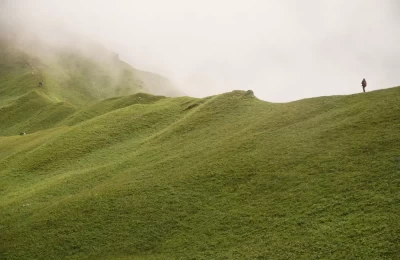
[2,0,400,102]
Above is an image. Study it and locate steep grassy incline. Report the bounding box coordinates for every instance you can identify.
[0,87,399,259]
[0,39,180,135]
[37,51,145,106]
[0,43,77,136]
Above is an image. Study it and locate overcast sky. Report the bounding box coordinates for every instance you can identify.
[2,0,400,102]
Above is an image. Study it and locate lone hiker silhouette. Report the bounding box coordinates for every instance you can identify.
[361,78,367,92]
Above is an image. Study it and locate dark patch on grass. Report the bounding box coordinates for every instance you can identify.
[184,103,199,111]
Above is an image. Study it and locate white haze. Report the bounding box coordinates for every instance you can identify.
[1,0,400,102]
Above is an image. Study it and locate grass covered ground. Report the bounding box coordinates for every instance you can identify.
[0,79,399,259]
[0,38,180,136]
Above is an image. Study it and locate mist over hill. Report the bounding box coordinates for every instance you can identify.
[0,21,184,137]
[2,0,400,101]
[0,1,399,259]
[0,18,183,102]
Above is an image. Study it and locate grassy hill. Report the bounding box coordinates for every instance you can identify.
[0,71,399,260]
[0,36,181,136]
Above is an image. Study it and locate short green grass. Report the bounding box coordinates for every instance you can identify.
[0,86,399,259]
[0,40,399,259]
[0,39,177,136]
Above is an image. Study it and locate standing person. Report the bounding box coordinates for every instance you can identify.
[361,78,367,92]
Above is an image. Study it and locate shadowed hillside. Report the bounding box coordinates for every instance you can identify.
[0,79,399,259]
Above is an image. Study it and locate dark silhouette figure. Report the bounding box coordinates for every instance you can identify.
[361,78,367,92]
[38,82,43,87]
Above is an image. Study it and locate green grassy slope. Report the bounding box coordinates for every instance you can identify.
[0,38,180,136]
[38,51,145,106]
[0,85,399,259]
[0,42,77,136]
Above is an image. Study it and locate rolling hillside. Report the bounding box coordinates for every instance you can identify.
[0,35,181,136]
[0,67,399,260]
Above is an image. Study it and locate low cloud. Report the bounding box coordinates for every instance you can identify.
[2,0,399,101]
